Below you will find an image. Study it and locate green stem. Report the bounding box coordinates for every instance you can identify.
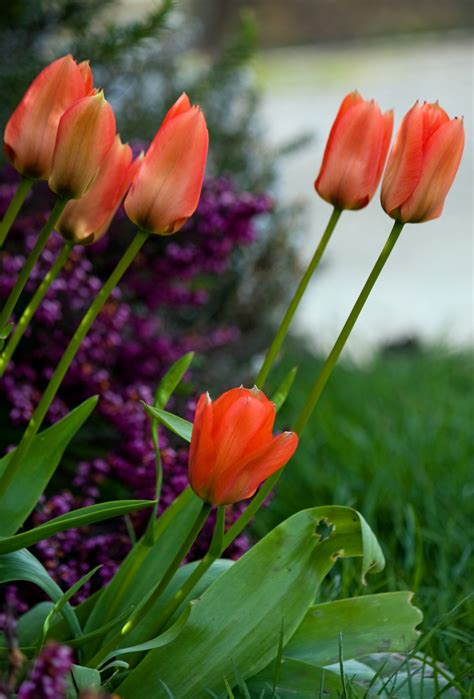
[0,229,149,498]
[294,220,404,435]
[255,207,342,388]
[0,242,72,376]
[144,414,164,545]
[0,198,67,330]
[0,177,33,248]
[90,501,211,668]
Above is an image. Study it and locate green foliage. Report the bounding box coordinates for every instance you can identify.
[116,506,384,696]
[0,396,97,536]
[259,345,474,683]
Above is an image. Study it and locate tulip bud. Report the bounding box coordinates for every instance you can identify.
[48,92,116,200]
[381,101,465,223]
[4,55,94,180]
[315,91,393,210]
[189,387,298,505]
[56,136,139,245]
[124,93,209,235]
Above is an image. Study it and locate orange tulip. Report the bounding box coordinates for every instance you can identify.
[56,136,140,245]
[48,92,116,200]
[315,91,393,210]
[381,101,465,223]
[188,387,298,505]
[124,93,209,235]
[4,55,94,180]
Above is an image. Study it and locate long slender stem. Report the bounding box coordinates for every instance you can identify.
[0,229,149,498]
[0,198,67,330]
[0,177,33,248]
[144,414,164,545]
[294,220,404,435]
[255,207,342,388]
[0,242,72,376]
[90,502,211,668]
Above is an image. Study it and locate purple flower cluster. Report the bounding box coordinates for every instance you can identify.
[17,643,73,699]
[0,167,272,601]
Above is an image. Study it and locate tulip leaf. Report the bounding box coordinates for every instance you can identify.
[0,396,98,536]
[141,404,192,443]
[284,592,422,667]
[117,506,384,697]
[154,352,194,409]
[0,549,81,639]
[0,499,155,555]
[67,665,101,699]
[82,487,201,657]
[271,366,298,412]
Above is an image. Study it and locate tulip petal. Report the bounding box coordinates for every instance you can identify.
[373,110,394,187]
[316,91,364,183]
[188,393,216,497]
[161,93,191,127]
[213,431,299,505]
[400,118,465,223]
[381,102,424,215]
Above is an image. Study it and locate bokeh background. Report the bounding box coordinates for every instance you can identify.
[0,0,473,691]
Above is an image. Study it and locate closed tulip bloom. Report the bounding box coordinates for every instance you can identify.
[315,91,393,210]
[49,92,116,199]
[125,93,209,235]
[189,387,299,505]
[4,55,93,180]
[56,136,139,245]
[381,101,465,223]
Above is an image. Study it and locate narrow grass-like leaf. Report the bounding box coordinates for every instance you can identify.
[155,352,194,409]
[142,404,192,443]
[271,366,298,412]
[0,499,155,554]
[0,396,98,536]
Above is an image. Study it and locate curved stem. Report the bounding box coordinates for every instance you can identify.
[0,242,73,376]
[0,229,149,498]
[0,198,67,330]
[90,501,211,668]
[294,220,404,435]
[144,416,164,545]
[0,177,33,248]
[255,207,342,388]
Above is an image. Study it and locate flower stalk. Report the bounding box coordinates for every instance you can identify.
[0,242,73,376]
[255,207,342,388]
[0,177,33,248]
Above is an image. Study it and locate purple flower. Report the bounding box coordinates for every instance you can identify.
[18,643,73,699]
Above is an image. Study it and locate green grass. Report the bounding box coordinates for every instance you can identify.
[252,345,474,687]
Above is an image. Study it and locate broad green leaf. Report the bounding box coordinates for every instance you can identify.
[245,657,361,698]
[0,499,155,554]
[142,404,192,443]
[0,396,98,536]
[0,549,80,639]
[67,664,101,698]
[271,366,298,412]
[82,487,201,657]
[284,592,422,667]
[154,352,194,409]
[117,506,384,697]
[17,602,54,648]
[98,603,192,667]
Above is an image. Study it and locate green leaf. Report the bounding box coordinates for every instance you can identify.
[284,592,422,667]
[98,603,192,668]
[17,602,54,648]
[0,549,81,639]
[81,487,201,658]
[154,352,194,409]
[271,366,298,412]
[141,404,192,443]
[0,499,155,555]
[245,657,359,698]
[67,664,101,699]
[117,506,384,697]
[0,396,98,536]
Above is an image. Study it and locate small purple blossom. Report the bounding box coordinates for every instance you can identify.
[17,643,73,699]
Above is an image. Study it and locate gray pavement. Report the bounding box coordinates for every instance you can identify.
[257,35,473,356]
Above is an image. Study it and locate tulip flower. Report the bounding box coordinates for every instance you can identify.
[315,91,393,210]
[188,386,298,505]
[49,92,116,199]
[4,55,93,180]
[381,101,465,223]
[125,93,208,235]
[56,136,139,245]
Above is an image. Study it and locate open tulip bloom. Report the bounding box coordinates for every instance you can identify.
[0,57,466,698]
